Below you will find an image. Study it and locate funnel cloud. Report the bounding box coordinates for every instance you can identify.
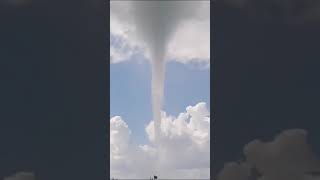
[131,0,202,148]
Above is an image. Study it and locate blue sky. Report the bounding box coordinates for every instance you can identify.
[110,56,210,145]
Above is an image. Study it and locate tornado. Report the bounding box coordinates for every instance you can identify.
[132,1,174,145]
[130,1,202,174]
[132,0,197,144]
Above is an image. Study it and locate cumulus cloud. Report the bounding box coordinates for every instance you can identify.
[110,1,210,65]
[217,129,320,180]
[110,35,141,64]
[3,172,35,180]
[110,102,210,179]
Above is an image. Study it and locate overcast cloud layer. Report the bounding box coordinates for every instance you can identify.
[110,102,210,179]
[110,1,210,65]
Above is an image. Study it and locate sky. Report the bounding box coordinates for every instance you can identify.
[110,1,210,179]
[110,59,210,145]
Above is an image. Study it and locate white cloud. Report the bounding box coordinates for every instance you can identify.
[3,172,35,180]
[167,18,210,64]
[110,1,210,66]
[110,35,142,64]
[110,102,210,179]
[217,129,320,180]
